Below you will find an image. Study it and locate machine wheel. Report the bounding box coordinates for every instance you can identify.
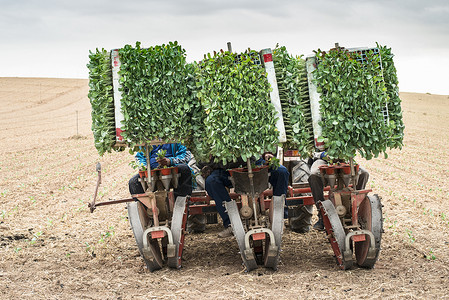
[225,200,258,271]
[186,214,206,233]
[127,201,163,271]
[288,205,313,233]
[355,194,383,268]
[320,200,353,270]
[167,196,187,269]
[291,160,311,184]
[264,195,284,270]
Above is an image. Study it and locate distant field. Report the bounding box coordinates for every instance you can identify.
[1,78,448,299]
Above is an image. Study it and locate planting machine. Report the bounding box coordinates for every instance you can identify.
[316,162,383,269]
[304,44,384,269]
[88,42,384,272]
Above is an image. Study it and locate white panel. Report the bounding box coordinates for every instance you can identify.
[260,48,287,143]
[111,49,125,142]
[306,55,324,150]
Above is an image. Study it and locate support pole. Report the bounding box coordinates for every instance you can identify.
[247,158,258,226]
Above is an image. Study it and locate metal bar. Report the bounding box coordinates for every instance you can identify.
[89,163,102,213]
[144,144,152,191]
[92,197,135,207]
[247,158,259,227]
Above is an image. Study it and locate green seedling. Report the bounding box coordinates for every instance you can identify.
[405,229,415,243]
[156,149,167,160]
[99,226,115,243]
[30,231,43,245]
[129,160,146,171]
[426,249,436,260]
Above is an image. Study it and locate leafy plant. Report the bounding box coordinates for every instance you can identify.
[194,49,278,165]
[268,157,280,170]
[129,160,146,171]
[313,46,403,160]
[118,41,196,148]
[87,48,116,156]
[156,149,167,160]
[273,45,314,156]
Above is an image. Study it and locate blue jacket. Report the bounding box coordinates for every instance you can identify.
[135,143,192,169]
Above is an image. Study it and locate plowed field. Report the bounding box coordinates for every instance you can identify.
[1,78,448,299]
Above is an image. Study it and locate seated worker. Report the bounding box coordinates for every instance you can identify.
[308,151,369,231]
[204,152,289,238]
[128,143,193,199]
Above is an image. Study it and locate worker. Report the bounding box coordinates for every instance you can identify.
[204,152,289,238]
[308,151,369,231]
[128,143,192,199]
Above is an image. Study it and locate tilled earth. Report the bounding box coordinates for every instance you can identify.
[0,78,448,299]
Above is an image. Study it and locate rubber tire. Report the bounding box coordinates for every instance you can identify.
[289,205,313,233]
[186,214,206,233]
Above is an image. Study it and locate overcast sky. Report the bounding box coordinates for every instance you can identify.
[1,0,448,94]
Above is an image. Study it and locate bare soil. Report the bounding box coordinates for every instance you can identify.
[1,78,448,299]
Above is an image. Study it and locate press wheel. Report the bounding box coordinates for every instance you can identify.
[320,200,353,270]
[264,195,284,270]
[127,201,164,271]
[225,200,258,271]
[167,196,187,269]
[355,194,383,268]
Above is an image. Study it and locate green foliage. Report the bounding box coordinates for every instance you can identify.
[313,46,403,160]
[378,43,405,149]
[87,48,116,156]
[268,157,281,170]
[194,49,278,165]
[156,149,167,160]
[273,45,314,157]
[118,41,196,147]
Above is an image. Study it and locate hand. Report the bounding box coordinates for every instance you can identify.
[157,157,170,167]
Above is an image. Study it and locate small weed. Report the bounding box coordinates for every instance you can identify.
[29,196,36,204]
[46,217,53,227]
[1,210,8,219]
[441,213,446,221]
[1,189,8,197]
[14,247,22,253]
